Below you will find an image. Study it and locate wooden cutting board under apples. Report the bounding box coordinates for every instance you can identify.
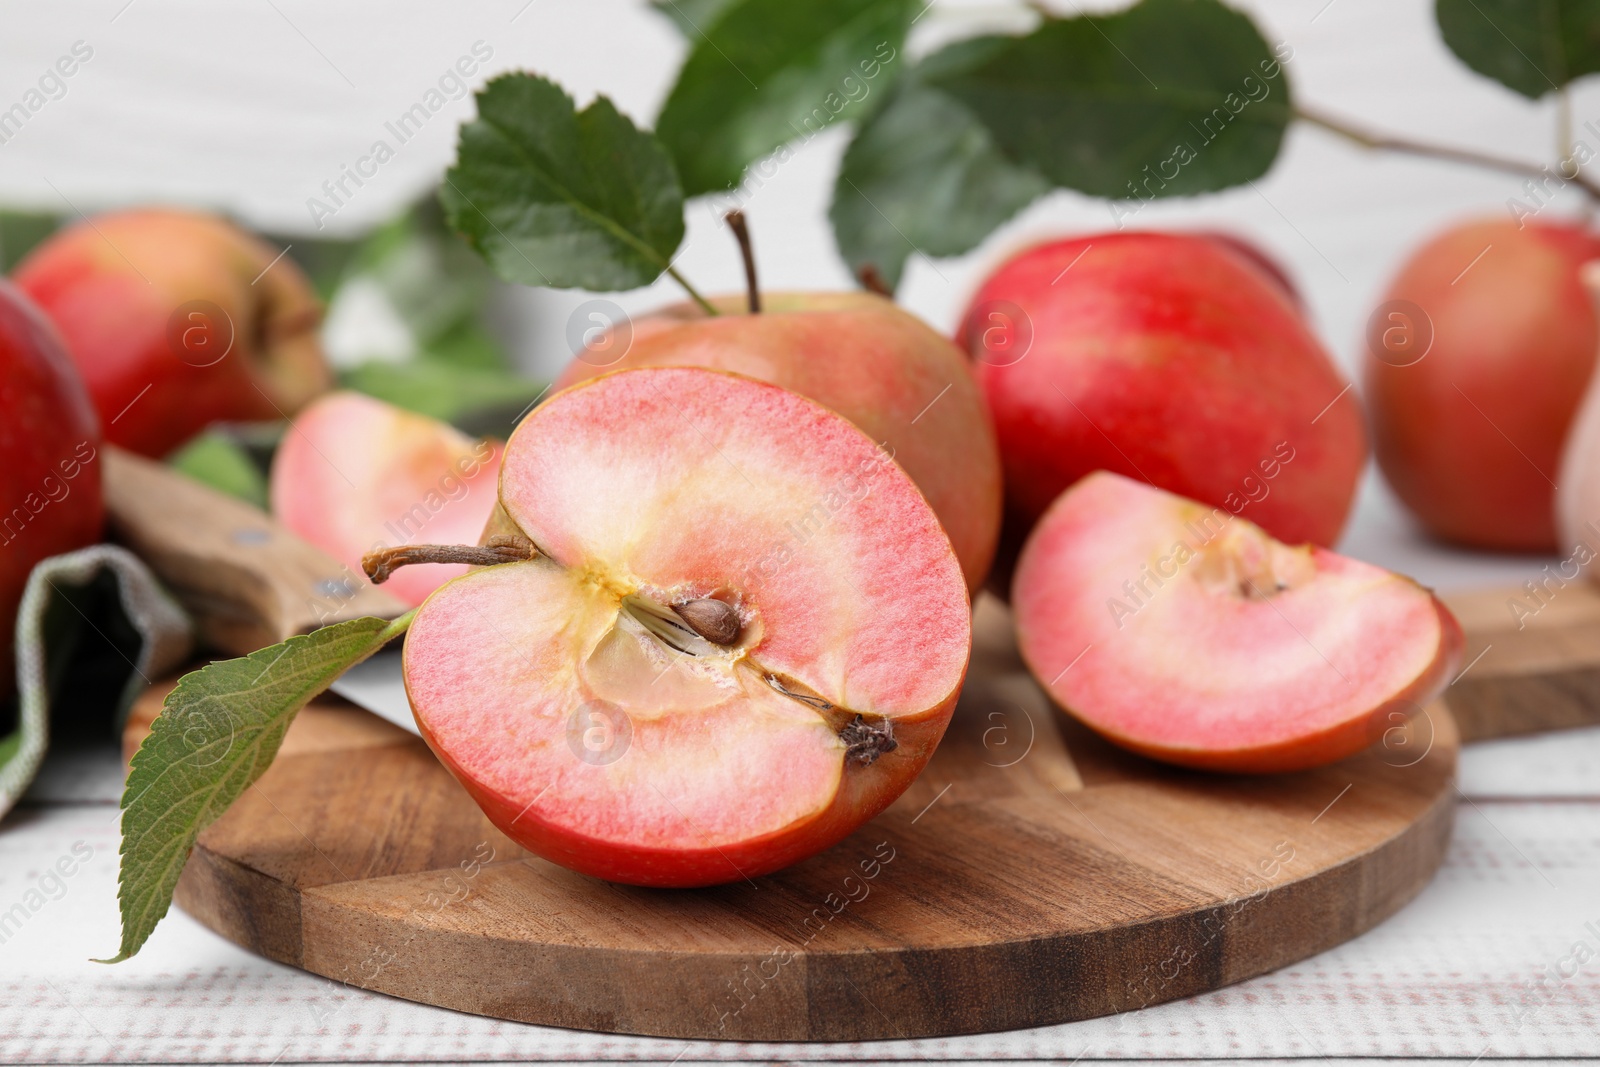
[4,0,1600,1042]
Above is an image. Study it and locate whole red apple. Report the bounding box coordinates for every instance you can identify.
[554,292,1002,594]
[959,232,1366,555]
[0,279,105,688]
[1364,218,1600,551]
[13,208,331,458]
[403,367,971,886]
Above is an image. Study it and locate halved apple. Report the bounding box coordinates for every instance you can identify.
[401,367,971,886]
[270,391,504,607]
[1013,472,1462,773]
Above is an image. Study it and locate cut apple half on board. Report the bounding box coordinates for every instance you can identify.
[271,391,505,608]
[401,367,971,887]
[1013,472,1463,774]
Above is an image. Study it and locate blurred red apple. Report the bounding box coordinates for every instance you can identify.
[13,208,332,458]
[271,391,504,608]
[555,291,1002,594]
[1196,230,1301,309]
[1365,218,1600,551]
[0,278,105,688]
[959,232,1365,564]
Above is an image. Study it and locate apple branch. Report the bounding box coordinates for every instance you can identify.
[724,210,760,313]
[1296,106,1600,204]
[362,535,538,584]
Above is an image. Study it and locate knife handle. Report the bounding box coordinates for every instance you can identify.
[103,444,410,656]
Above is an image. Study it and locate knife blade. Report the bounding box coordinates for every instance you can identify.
[329,648,421,735]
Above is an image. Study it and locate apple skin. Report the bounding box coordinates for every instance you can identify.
[13,208,331,459]
[1195,230,1301,309]
[0,278,105,687]
[959,232,1366,562]
[554,291,1002,594]
[403,367,971,887]
[1365,218,1600,552]
[1013,471,1463,774]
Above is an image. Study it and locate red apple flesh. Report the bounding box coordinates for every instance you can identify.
[270,391,503,608]
[0,278,105,687]
[959,232,1366,552]
[13,208,332,458]
[402,367,971,886]
[1013,472,1462,774]
[554,291,1002,594]
[1365,218,1600,551]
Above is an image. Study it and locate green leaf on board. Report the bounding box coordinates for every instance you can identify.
[442,72,687,292]
[929,0,1292,200]
[830,37,1051,291]
[1435,0,1600,99]
[656,0,917,196]
[168,432,269,509]
[100,613,413,963]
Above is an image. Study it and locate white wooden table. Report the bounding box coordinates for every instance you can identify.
[5,477,1600,1065]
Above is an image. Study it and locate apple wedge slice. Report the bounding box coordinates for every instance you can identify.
[402,367,971,886]
[1013,472,1463,773]
[271,391,504,607]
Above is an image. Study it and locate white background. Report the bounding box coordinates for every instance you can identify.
[0,0,1589,587]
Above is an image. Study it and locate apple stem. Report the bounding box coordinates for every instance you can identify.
[1297,105,1600,203]
[361,534,537,584]
[666,266,719,316]
[857,263,892,297]
[724,210,761,314]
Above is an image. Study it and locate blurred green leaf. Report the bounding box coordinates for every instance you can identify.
[650,0,740,35]
[267,235,365,302]
[831,37,1050,291]
[342,359,546,425]
[0,211,61,272]
[1435,0,1600,99]
[354,201,508,363]
[930,0,1291,199]
[656,0,917,196]
[443,72,687,291]
[168,432,269,509]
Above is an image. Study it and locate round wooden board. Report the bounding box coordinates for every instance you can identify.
[126,596,1458,1042]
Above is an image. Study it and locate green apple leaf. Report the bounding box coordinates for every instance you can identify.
[443,73,687,291]
[342,358,547,425]
[1435,0,1600,99]
[100,613,413,964]
[929,0,1292,199]
[656,0,918,196]
[168,432,268,509]
[831,37,1050,291]
[650,0,740,36]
